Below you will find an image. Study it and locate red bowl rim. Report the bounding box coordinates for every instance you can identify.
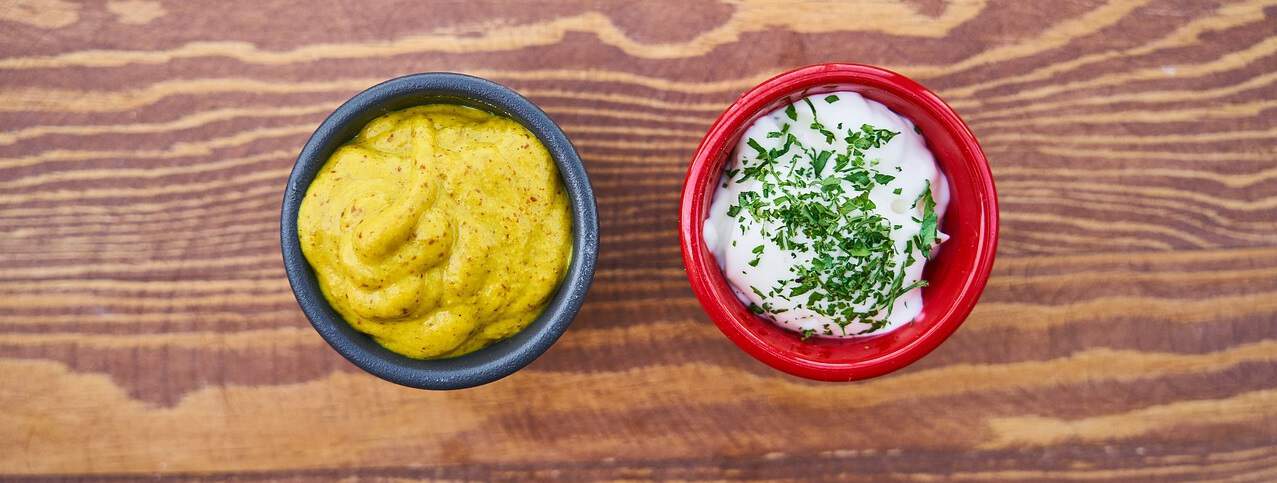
[678,63,999,381]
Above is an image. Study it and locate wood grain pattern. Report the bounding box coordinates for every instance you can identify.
[2,0,1276,480]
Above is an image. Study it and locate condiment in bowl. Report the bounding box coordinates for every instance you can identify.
[679,63,998,381]
[282,73,598,390]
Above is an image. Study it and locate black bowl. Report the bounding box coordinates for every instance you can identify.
[280,72,598,390]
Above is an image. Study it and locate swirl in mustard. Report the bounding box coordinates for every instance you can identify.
[297,105,572,359]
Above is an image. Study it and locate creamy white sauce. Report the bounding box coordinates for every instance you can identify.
[704,91,949,338]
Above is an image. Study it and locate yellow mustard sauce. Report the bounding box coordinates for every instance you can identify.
[297,105,572,359]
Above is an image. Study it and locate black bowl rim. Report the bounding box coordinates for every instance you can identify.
[280,72,598,390]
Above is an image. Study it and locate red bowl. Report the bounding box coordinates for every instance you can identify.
[679,63,999,381]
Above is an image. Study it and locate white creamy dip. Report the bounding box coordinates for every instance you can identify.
[704,91,949,338]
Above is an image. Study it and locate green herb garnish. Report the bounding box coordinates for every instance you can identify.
[812,150,832,176]
[723,95,938,338]
[916,180,938,257]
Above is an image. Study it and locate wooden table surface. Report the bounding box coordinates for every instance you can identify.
[3,0,1276,480]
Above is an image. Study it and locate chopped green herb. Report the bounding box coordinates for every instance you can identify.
[812,150,832,176]
[723,95,928,340]
[750,285,767,299]
[802,97,818,116]
[789,282,816,297]
[917,180,938,257]
[747,138,767,158]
